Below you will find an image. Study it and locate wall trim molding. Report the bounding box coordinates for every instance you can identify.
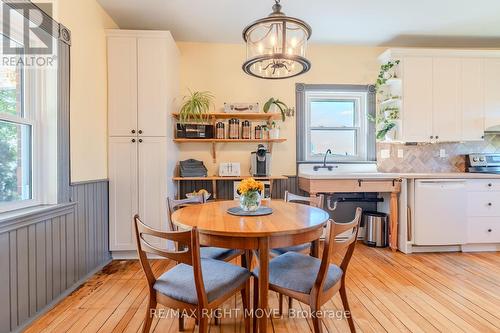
[0,203,76,233]
[70,178,109,186]
[12,258,112,333]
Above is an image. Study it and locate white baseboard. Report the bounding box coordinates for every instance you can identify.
[410,245,462,253]
[461,243,500,252]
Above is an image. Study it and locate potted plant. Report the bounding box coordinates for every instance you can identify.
[268,121,280,139]
[369,106,399,141]
[178,90,214,124]
[263,97,291,122]
[237,178,265,212]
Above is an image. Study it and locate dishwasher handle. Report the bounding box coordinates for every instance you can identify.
[416,179,466,189]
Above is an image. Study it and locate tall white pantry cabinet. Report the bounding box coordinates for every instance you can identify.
[107,30,179,256]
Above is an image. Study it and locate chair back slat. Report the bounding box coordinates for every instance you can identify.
[284,191,325,209]
[134,215,194,265]
[167,195,205,231]
[140,237,193,265]
[313,208,362,292]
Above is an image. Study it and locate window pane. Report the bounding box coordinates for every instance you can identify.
[310,100,355,127]
[0,65,22,117]
[310,130,356,156]
[0,120,31,202]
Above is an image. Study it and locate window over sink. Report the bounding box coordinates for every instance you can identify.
[296,84,376,163]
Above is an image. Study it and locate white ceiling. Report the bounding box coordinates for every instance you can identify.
[97,0,500,46]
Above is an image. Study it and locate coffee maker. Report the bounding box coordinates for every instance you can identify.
[250,144,271,176]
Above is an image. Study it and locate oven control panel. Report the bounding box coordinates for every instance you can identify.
[467,154,500,168]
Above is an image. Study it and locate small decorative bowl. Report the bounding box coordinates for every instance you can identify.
[186,192,211,201]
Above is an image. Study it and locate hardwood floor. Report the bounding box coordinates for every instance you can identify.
[26,244,500,333]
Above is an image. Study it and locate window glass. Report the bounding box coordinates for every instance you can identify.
[310,100,355,127]
[0,63,22,117]
[0,120,31,202]
[310,130,356,156]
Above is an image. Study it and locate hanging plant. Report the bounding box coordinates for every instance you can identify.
[178,90,214,124]
[375,60,400,91]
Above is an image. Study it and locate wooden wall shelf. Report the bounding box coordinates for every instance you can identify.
[172,112,281,121]
[173,138,286,143]
[172,138,287,162]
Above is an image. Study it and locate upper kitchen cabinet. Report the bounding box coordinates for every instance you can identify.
[107,30,179,137]
[484,58,500,131]
[399,56,433,142]
[460,58,484,141]
[378,49,500,143]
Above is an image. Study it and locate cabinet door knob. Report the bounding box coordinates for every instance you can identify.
[138,130,143,134]
[138,139,143,143]
[488,183,492,187]
[435,135,439,139]
[131,138,136,143]
[481,135,485,139]
[131,129,136,134]
[430,136,434,139]
[488,202,492,206]
[488,229,492,232]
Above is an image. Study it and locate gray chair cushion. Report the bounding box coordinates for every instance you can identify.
[254,252,343,294]
[154,259,250,304]
[271,243,311,256]
[200,247,239,261]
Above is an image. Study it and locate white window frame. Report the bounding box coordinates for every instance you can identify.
[304,90,368,162]
[0,12,58,213]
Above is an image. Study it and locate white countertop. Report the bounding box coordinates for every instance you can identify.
[297,165,500,179]
[299,172,500,179]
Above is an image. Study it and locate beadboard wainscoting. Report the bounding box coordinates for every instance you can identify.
[179,176,306,200]
[377,134,500,173]
[0,180,110,333]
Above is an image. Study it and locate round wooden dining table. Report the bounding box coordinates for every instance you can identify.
[171,200,330,333]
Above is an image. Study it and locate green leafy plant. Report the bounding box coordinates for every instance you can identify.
[375,60,400,91]
[263,97,290,122]
[178,90,214,124]
[369,106,399,140]
[376,121,396,140]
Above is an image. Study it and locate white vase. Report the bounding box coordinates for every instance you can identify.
[384,130,396,141]
[269,128,280,139]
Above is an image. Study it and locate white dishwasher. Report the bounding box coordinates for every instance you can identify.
[414,179,467,245]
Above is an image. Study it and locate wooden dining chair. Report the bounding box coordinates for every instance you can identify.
[254,208,362,333]
[133,214,252,333]
[167,196,243,262]
[272,191,326,313]
[271,191,325,256]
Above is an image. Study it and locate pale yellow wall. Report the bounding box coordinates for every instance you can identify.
[54,0,117,182]
[178,42,384,176]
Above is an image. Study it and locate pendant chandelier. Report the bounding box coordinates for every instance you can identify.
[242,0,312,79]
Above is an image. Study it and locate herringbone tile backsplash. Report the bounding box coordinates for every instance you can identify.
[377,134,500,173]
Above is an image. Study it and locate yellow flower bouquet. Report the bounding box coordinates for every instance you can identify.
[237,178,264,212]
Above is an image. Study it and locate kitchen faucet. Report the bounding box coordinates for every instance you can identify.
[313,149,337,171]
